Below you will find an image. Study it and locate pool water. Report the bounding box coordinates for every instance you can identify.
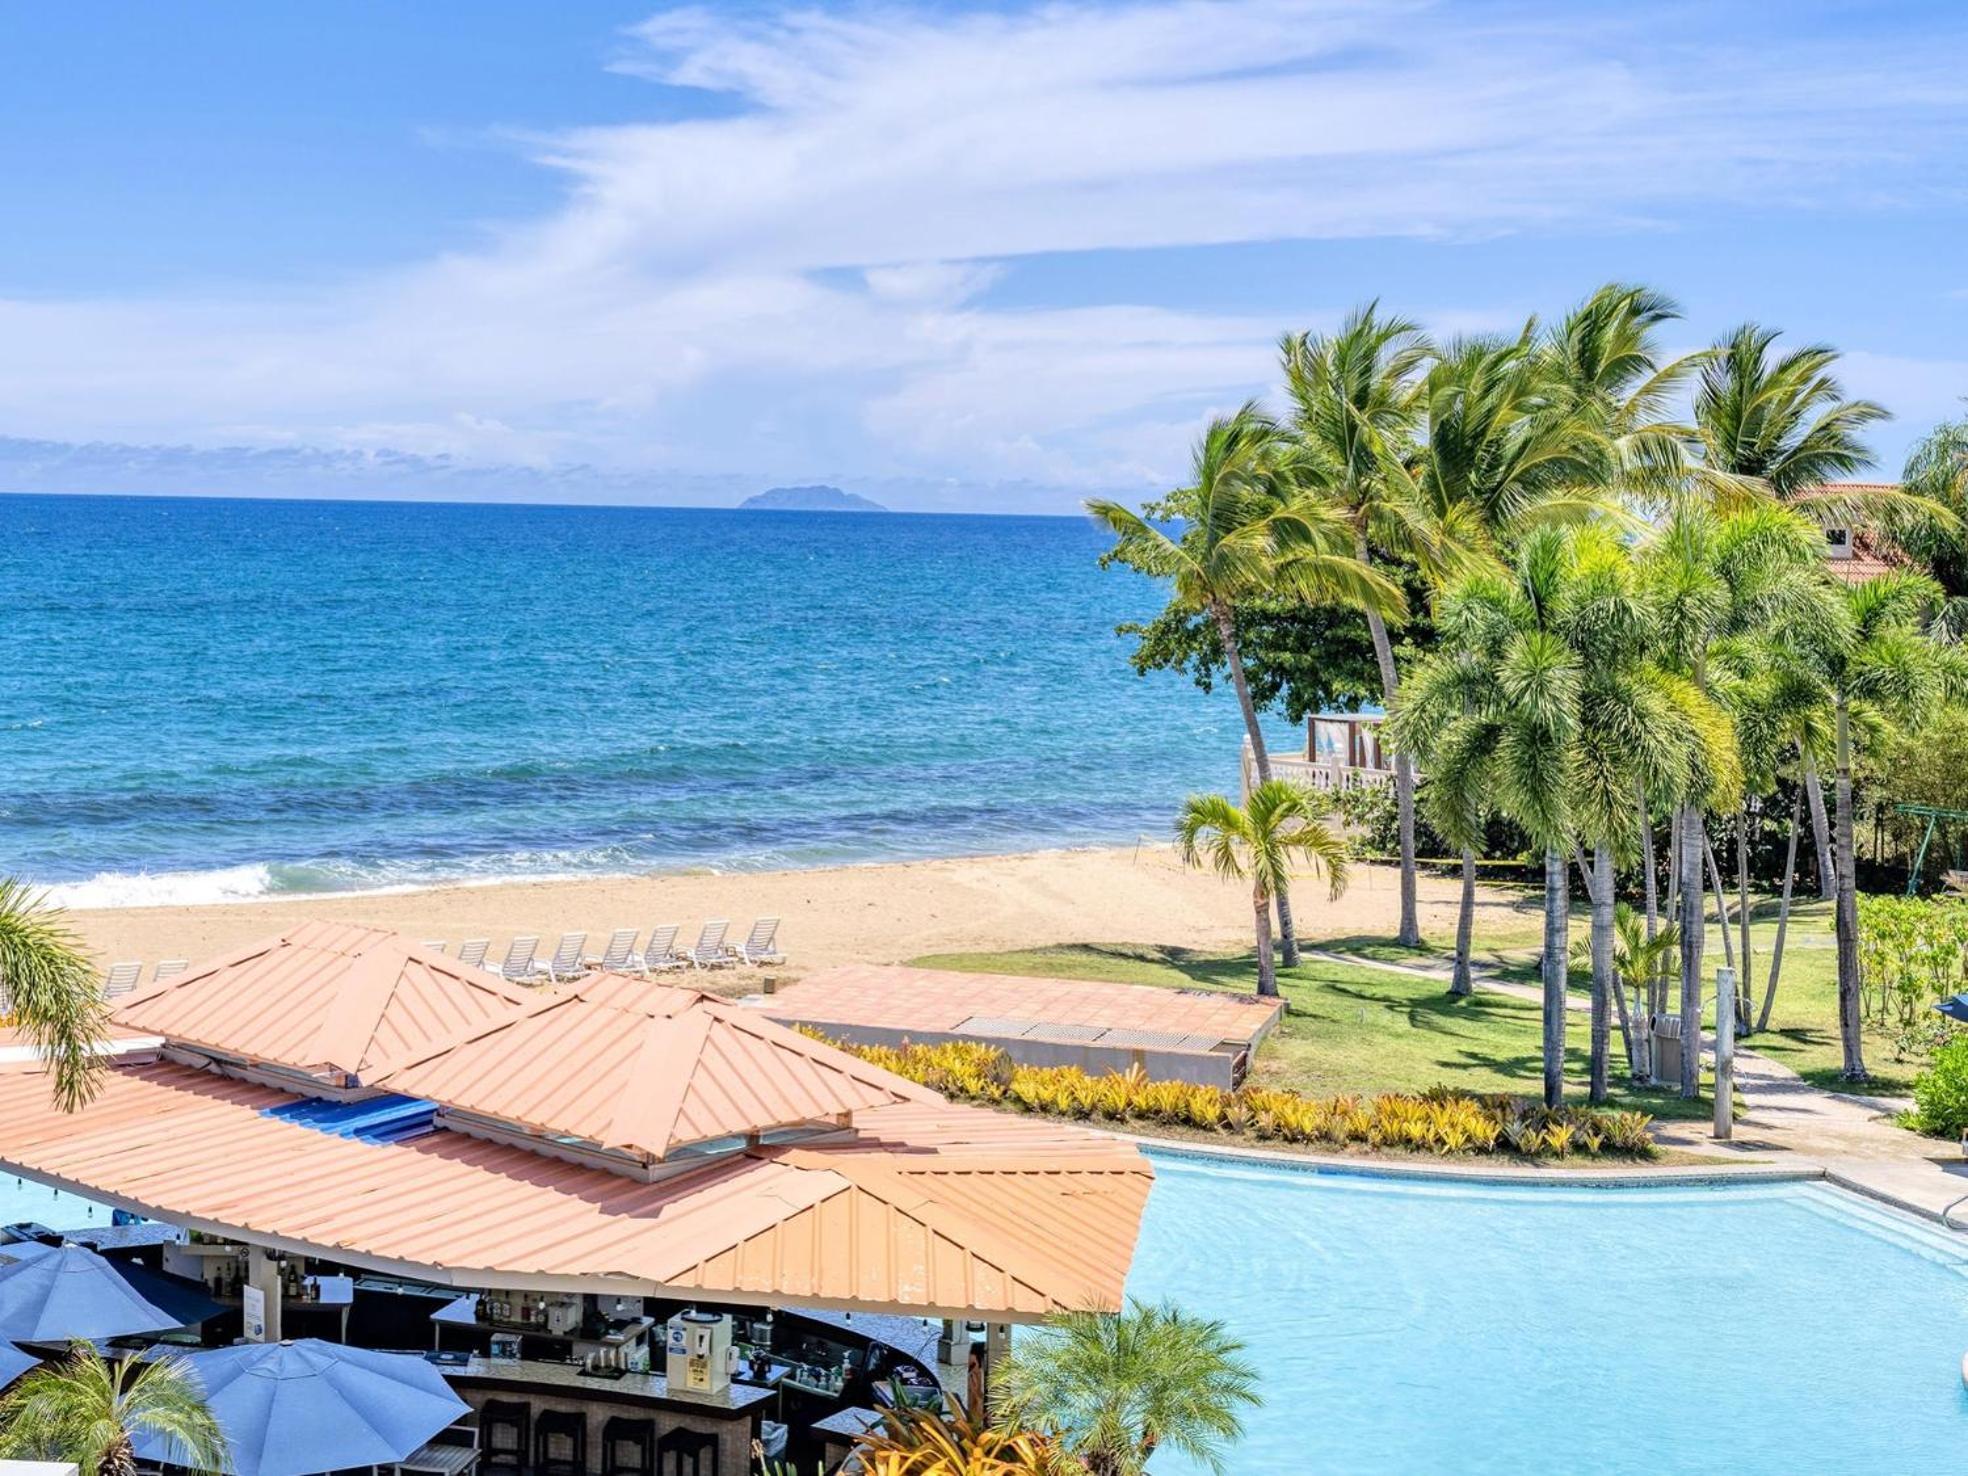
[0,1176,111,1233]
[1127,1153,1968,1473]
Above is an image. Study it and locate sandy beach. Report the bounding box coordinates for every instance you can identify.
[61,845,1524,981]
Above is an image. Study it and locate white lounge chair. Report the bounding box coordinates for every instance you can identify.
[153,959,189,983]
[686,920,737,969]
[103,962,143,998]
[456,938,490,971]
[420,940,447,955]
[634,924,684,974]
[542,932,587,984]
[496,935,543,983]
[594,928,639,973]
[736,918,784,966]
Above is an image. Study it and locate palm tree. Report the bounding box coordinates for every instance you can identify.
[852,1396,1058,1475]
[0,879,109,1111]
[0,1344,227,1476]
[1174,782,1349,998]
[1092,414,1399,968]
[1281,306,1435,947]
[1640,500,1830,1096]
[993,1300,1259,1476]
[1799,571,1959,1078]
[1693,323,1890,901]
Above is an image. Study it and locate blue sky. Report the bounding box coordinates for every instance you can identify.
[1,0,1965,511]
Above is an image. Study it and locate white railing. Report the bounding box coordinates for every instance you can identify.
[1240,741,1395,799]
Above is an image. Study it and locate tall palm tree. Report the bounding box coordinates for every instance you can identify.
[1281,306,1435,947]
[993,1300,1259,1476]
[1174,782,1349,998]
[1693,323,1891,900]
[0,879,108,1112]
[0,1345,227,1476]
[1640,501,1831,1096]
[1796,570,1958,1078]
[1092,406,1400,966]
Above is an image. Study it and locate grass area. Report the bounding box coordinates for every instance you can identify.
[910,942,1712,1121]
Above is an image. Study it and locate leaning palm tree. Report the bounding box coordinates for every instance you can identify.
[0,1344,227,1476]
[0,879,108,1111]
[993,1300,1260,1476]
[1175,782,1349,998]
[1092,405,1400,966]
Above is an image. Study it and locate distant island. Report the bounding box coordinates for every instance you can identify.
[738,484,887,512]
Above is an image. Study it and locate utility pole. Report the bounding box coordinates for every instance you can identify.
[1713,966,1735,1140]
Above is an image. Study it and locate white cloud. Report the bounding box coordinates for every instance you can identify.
[1,0,1965,502]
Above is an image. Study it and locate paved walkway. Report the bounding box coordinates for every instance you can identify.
[1315,946,1968,1230]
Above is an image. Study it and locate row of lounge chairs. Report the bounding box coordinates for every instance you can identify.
[91,921,783,1002]
[419,918,784,983]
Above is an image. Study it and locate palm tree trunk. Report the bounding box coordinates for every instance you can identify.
[1757,786,1802,1032]
[1212,603,1300,968]
[1451,848,1475,996]
[1639,784,1658,937]
[1678,802,1705,1099]
[1362,598,1420,948]
[1542,849,1568,1109]
[1660,811,1679,1023]
[1833,699,1866,1079]
[1635,785,1657,1079]
[1736,806,1754,1032]
[1804,756,1836,901]
[1253,884,1278,998]
[1705,835,1735,976]
[1589,844,1614,1104]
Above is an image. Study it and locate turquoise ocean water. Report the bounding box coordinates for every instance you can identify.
[0,494,1272,904]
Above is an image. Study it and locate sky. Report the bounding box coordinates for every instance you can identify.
[1,0,1965,513]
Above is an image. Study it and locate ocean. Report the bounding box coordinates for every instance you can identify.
[0,494,1280,906]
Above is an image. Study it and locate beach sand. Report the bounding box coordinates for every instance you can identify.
[62,845,1527,981]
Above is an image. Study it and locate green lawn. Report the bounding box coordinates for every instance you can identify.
[909,884,1929,1112]
[909,941,1712,1121]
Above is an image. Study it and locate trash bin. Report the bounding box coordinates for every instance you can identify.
[1652,1013,1683,1085]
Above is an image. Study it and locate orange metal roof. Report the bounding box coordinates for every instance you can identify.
[0,1059,1149,1320]
[766,964,1284,1046]
[110,922,533,1082]
[369,972,941,1160]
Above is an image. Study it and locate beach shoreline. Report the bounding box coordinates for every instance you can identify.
[60,843,1523,979]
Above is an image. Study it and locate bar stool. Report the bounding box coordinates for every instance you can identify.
[601,1417,655,1476]
[535,1410,588,1476]
[480,1401,530,1474]
[655,1427,717,1476]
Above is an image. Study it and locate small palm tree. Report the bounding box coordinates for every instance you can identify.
[1175,782,1349,997]
[0,1344,227,1476]
[994,1300,1260,1476]
[851,1397,1059,1475]
[0,879,109,1111]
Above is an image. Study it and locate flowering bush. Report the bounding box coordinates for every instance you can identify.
[815,1034,1654,1159]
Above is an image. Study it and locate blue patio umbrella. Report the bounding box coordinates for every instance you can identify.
[1936,994,1968,1024]
[0,1242,185,1342]
[0,1341,40,1390]
[137,1339,469,1476]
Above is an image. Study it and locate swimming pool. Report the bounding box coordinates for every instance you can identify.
[1128,1152,1968,1473]
[0,1175,111,1234]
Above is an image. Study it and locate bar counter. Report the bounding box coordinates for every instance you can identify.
[443,1355,772,1474]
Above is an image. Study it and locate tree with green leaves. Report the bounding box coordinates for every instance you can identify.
[1174,781,1350,998]
[1893,414,1968,632]
[1640,501,1829,1095]
[993,1300,1260,1476]
[0,1345,227,1476]
[1280,305,1436,947]
[0,879,108,1112]
[1693,323,1891,901]
[1091,405,1400,967]
[1795,571,1963,1078]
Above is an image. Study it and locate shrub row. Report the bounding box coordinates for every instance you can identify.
[825,1035,1655,1159]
